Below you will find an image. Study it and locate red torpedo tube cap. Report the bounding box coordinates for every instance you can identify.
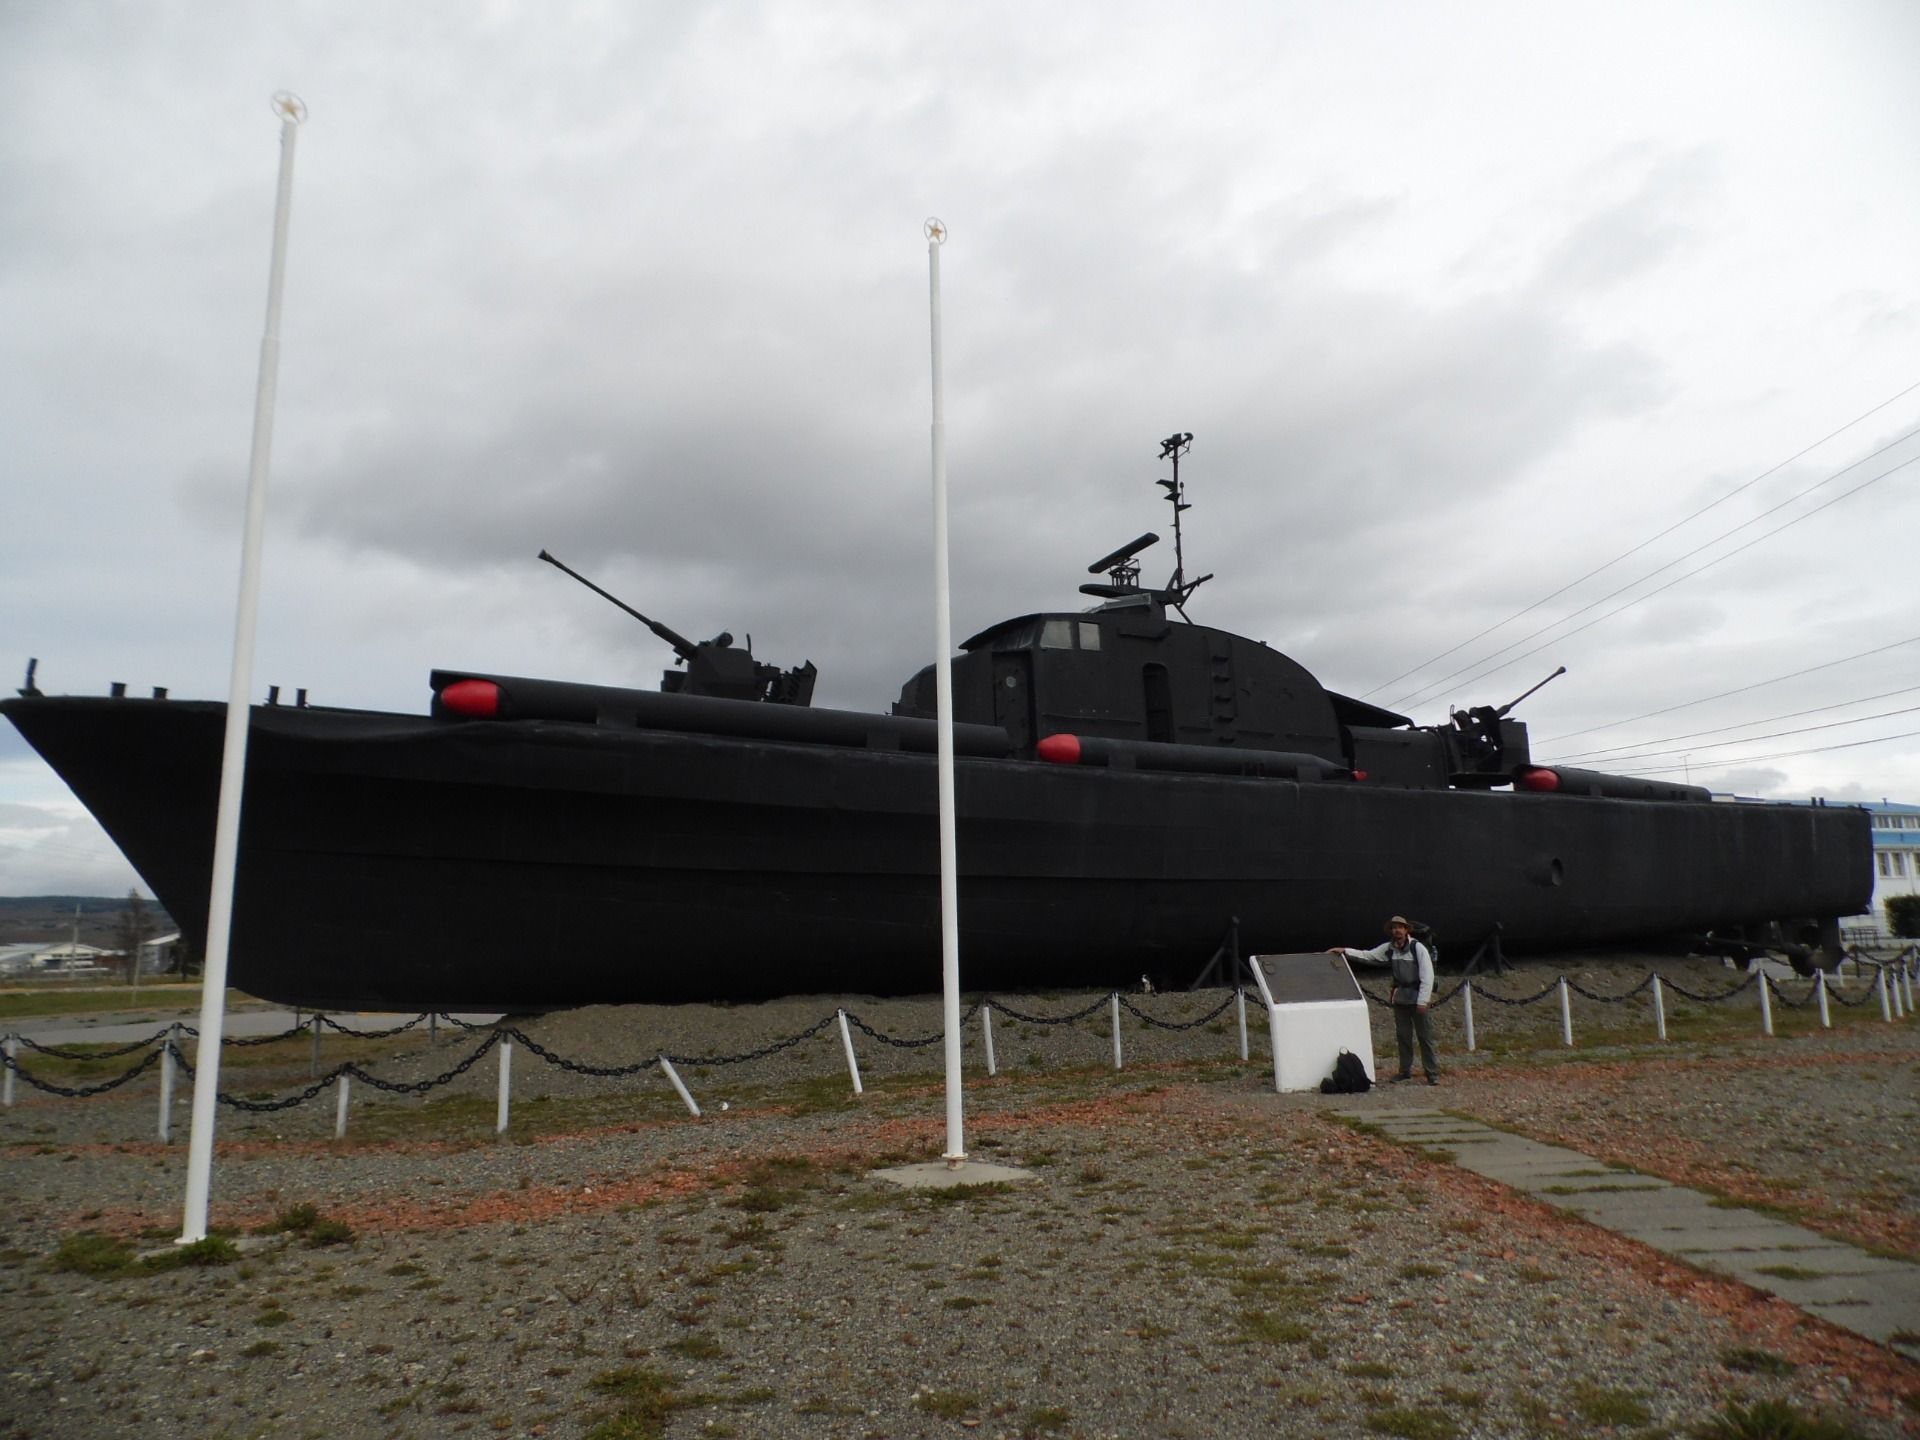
[1035,733,1082,764]
[438,678,502,718]
[1516,766,1560,792]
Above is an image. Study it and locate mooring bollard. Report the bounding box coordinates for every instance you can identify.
[1652,974,1667,1041]
[310,1013,324,1078]
[335,1074,350,1140]
[836,1009,863,1096]
[158,1025,176,1142]
[1462,982,1475,1053]
[496,1035,512,1134]
[659,1055,700,1118]
[981,1004,997,1076]
[1558,977,1573,1047]
[1816,970,1831,1029]
[2,1034,15,1108]
[1110,993,1123,1070]
[1235,986,1248,1062]
[1758,973,1774,1037]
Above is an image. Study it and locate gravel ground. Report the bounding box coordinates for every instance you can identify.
[1,953,1916,1439]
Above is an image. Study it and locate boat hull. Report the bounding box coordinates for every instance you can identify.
[2,695,1873,1009]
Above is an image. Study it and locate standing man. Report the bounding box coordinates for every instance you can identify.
[1328,916,1439,1085]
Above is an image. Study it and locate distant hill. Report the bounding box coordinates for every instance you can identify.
[0,895,176,947]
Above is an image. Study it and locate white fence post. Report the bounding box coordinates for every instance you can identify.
[1905,960,1916,1017]
[1558,977,1573,1047]
[310,1013,323,1078]
[1892,965,1906,1020]
[659,1055,701,1117]
[428,1011,438,1046]
[1652,974,1667,1041]
[495,1035,512,1134]
[3,1034,17,1108]
[1235,987,1248,1062]
[1110,994,1123,1070]
[1461,982,1475,1053]
[158,1025,176,1142]
[334,1074,350,1139]
[1758,974,1774,1037]
[1878,967,1894,1023]
[981,1004,997,1077]
[836,1009,863,1096]
[1816,970,1831,1029]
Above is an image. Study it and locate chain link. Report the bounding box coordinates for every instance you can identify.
[1115,989,1239,1031]
[842,1003,984,1048]
[317,1014,429,1040]
[1658,971,1757,1003]
[1565,973,1657,1004]
[985,994,1111,1027]
[664,1014,839,1068]
[2,1044,165,1098]
[501,1024,661,1077]
[14,1033,163,1060]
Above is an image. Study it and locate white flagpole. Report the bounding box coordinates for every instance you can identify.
[180,92,306,1243]
[925,218,965,1166]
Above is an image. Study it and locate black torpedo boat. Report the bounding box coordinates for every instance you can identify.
[2,435,1871,1010]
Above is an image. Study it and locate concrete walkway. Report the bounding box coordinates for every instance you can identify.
[1344,1106,1920,1357]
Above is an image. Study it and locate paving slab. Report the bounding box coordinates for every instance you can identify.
[1333,1103,1920,1353]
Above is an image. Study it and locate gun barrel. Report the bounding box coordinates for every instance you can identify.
[538,550,701,660]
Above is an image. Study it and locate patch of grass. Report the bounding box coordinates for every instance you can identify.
[1720,1346,1796,1376]
[1023,1405,1072,1435]
[942,1295,990,1310]
[1234,1310,1313,1344]
[1364,1408,1462,1439]
[1689,1397,1869,1439]
[1344,1361,1393,1379]
[914,1391,978,1418]
[1753,1264,1827,1282]
[257,1202,321,1235]
[1435,1386,1484,1409]
[50,1231,134,1275]
[256,1308,293,1327]
[585,1364,698,1440]
[1398,1262,1449,1280]
[240,1339,282,1358]
[1569,1382,1650,1427]
[663,1333,723,1361]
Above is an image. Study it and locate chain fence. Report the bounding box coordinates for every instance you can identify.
[2,945,1913,1131]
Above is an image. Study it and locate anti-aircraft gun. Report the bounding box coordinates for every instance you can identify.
[539,550,817,706]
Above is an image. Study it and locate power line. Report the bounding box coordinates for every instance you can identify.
[1542,634,1920,744]
[1387,449,1919,713]
[1545,702,1920,767]
[1612,727,1920,776]
[1552,683,1920,763]
[1360,377,1920,700]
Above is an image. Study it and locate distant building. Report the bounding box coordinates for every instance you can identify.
[1860,799,1920,937]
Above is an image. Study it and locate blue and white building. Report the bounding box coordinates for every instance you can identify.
[1860,799,1920,939]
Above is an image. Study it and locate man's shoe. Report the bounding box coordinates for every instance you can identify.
[1388,1073,1413,1083]
[1424,1075,1439,1086]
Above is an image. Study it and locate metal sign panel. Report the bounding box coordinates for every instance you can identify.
[1251,952,1364,1005]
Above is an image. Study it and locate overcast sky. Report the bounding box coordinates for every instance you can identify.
[4,1,1918,898]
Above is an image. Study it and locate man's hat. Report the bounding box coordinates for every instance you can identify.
[1386,915,1411,930]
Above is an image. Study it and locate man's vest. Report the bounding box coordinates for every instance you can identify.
[1388,942,1426,1004]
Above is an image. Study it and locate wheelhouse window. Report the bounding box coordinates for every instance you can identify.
[1041,619,1103,650]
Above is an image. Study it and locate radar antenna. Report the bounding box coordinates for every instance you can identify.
[1156,432,1209,619]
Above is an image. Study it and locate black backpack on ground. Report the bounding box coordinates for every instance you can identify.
[1320,1050,1372,1094]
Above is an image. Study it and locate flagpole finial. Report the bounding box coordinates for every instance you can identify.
[271,92,308,125]
[924,217,947,245]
